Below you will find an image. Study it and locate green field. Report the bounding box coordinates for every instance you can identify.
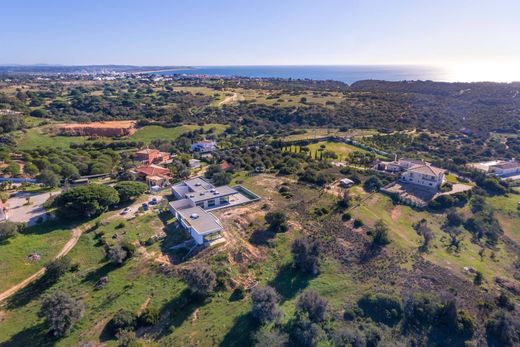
[0,221,72,292]
[129,123,227,143]
[15,127,89,150]
[306,141,372,160]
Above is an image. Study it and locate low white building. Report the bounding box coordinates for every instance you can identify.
[191,140,217,153]
[400,164,446,190]
[188,159,201,169]
[489,161,520,177]
[376,158,428,173]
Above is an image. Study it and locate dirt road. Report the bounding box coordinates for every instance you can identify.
[218,92,243,106]
[0,224,86,304]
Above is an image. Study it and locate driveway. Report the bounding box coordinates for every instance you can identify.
[5,191,59,226]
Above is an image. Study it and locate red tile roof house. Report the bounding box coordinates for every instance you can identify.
[132,164,171,182]
[219,160,233,171]
[134,149,171,165]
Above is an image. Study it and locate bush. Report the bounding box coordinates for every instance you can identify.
[296,290,328,323]
[45,256,72,283]
[486,312,520,346]
[333,327,365,347]
[342,212,352,221]
[0,221,24,241]
[116,329,142,347]
[253,327,288,347]
[109,309,137,335]
[363,176,382,192]
[265,211,288,233]
[251,286,282,324]
[353,219,364,228]
[290,315,327,347]
[371,219,390,246]
[403,294,437,331]
[358,293,403,326]
[230,286,245,301]
[139,307,160,326]
[183,265,217,298]
[474,271,484,285]
[120,240,137,258]
[429,194,455,210]
[446,209,464,226]
[291,237,320,275]
[108,244,128,265]
[435,299,475,338]
[40,291,84,338]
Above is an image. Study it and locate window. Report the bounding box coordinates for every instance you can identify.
[207,199,216,207]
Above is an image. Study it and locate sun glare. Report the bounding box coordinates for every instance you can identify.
[446,61,520,82]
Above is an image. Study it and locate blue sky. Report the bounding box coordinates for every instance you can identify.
[1,0,519,66]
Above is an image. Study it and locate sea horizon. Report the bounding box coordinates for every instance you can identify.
[153,64,450,84]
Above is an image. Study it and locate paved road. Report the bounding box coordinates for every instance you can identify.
[5,191,59,226]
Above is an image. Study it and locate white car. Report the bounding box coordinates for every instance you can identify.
[120,207,131,215]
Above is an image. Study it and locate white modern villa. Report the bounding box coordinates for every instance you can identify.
[169,177,259,245]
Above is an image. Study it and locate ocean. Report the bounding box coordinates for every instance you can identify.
[154,65,451,84]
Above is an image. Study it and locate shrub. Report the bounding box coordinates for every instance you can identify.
[371,219,390,246]
[108,309,137,335]
[436,299,475,338]
[290,315,327,347]
[474,271,483,285]
[230,286,245,301]
[358,293,403,326]
[403,294,437,331]
[183,265,217,298]
[116,329,142,347]
[363,176,382,192]
[253,327,288,347]
[120,240,137,258]
[353,219,364,228]
[486,312,520,346]
[40,291,84,338]
[291,237,320,275]
[296,290,328,323]
[265,211,288,233]
[446,209,464,226]
[333,327,365,347]
[139,307,160,326]
[45,256,72,283]
[251,286,282,324]
[342,212,352,221]
[0,221,24,241]
[429,194,454,210]
[108,244,128,265]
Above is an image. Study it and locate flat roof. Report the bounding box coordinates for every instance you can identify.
[176,206,222,235]
[492,162,520,170]
[187,185,238,203]
[183,177,214,193]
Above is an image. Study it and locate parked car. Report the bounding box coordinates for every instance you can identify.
[120,207,131,215]
[142,203,149,211]
[149,198,158,205]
